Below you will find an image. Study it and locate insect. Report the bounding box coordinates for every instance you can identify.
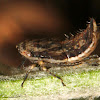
[16,18,99,87]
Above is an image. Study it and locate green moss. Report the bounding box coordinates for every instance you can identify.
[0,69,100,98]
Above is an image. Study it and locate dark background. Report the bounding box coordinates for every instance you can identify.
[0,0,100,69]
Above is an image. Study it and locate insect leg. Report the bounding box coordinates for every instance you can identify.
[21,72,29,87]
[49,71,66,86]
[38,61,66,86]
[18,57,26,69]
[21,64,36,87]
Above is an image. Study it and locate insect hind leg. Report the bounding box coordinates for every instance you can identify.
[49,71,66,86]
[38,61,66,86]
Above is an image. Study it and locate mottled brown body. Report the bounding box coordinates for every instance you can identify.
[16,18,99,65]
[16,18,99,87]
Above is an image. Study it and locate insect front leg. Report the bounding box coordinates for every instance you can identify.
[18,57,26,69]
[21,64,36,87]
[38,61,66,86]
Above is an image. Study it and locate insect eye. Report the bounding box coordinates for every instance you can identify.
[21,50,31,57]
